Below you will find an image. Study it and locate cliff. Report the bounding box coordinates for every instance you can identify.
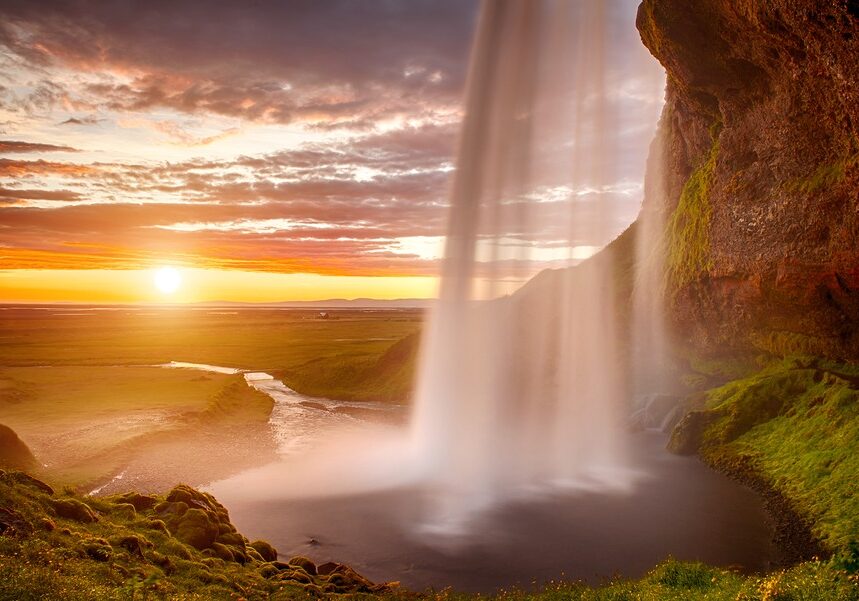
[637,0,859,361]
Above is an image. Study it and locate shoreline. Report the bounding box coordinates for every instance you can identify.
[700,450,829,566]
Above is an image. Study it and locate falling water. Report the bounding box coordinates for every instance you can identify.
[410,0,666,529]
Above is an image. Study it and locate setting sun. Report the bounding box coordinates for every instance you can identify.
[153,267,182,294]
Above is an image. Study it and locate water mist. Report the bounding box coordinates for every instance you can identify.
[410,0,666,530]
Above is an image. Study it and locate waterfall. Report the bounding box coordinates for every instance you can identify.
[409,0,665,530]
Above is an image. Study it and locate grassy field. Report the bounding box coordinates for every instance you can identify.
[0,305,422,487]
[0,306,422,402]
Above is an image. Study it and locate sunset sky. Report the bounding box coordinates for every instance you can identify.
[0,0,663,303]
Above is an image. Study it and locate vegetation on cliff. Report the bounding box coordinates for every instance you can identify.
[664,137,718,289]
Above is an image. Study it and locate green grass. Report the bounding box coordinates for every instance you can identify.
[665,138,718,290]
[1,470,857,600]
[0,307,422,403]
[695,358,859,552]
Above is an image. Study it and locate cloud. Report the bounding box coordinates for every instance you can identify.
[0,140,78,153]
[0,1,478,128]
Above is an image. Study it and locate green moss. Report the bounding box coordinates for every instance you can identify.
[786,153,858,195]
[665,139,719,290]
[694,359,859,551]
[749,330,831,358]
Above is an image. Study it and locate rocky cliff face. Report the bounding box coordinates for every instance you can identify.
[637,0,859,361]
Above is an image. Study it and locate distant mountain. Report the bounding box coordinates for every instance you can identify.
[190,298,435,309]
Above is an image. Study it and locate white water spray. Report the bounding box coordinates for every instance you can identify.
[409,0,665,529]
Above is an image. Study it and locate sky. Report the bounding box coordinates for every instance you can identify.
[0,0,663,303]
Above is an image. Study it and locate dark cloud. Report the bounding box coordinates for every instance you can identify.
[0,140,79,153]
[0,1,479,126]
[59,115,102,126]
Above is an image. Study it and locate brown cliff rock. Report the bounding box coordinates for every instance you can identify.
[638,0,859,360]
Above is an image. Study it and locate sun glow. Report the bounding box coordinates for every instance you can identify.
[153,267,182,294]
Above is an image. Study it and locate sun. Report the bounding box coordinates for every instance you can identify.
[153,266,182,294]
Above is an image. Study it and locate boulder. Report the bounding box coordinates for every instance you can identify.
[667,410,718,455]
[51,498,98,523]
[288,555,317,576]
[169,508,219,550]
[115,492,158,511]
[2,471,54,495]
[250,539,278,562]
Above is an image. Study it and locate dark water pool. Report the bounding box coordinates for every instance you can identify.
[210,432,779,592]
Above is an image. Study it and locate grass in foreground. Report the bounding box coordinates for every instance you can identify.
[1,469,857,601]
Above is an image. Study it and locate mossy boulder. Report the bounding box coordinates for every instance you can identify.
[110,502,136,520]
[114,491,158,511]
[1,470,54,495]
[250,539,278,562]
[288,555,317,576]
[51,498,98,523]
[168,507,219,550]
[0,424,37,471]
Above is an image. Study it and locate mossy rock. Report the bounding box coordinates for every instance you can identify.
[288,555,317,576]
[258,562,279,579]
[155,500,188,518]
[114,491,158,511]
[110,502,136,520]
[216,531,246,548]
[1,470,54,495]
[80,537,112,562]
[146,518,169,533]
[169,508,219,550]
[250,539,278,562]
[110,534,150,557]
[279,569,313,585]
[51,498,98,523]
[210,542,235,562]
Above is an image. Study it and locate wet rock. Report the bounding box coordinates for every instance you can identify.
[667,410,718,455]
[250,539,277,562]
[316,561,340,576]
[52,498,98,523]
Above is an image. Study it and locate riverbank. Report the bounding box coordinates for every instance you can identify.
[669,357,859,561]
[0,365,276,491]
